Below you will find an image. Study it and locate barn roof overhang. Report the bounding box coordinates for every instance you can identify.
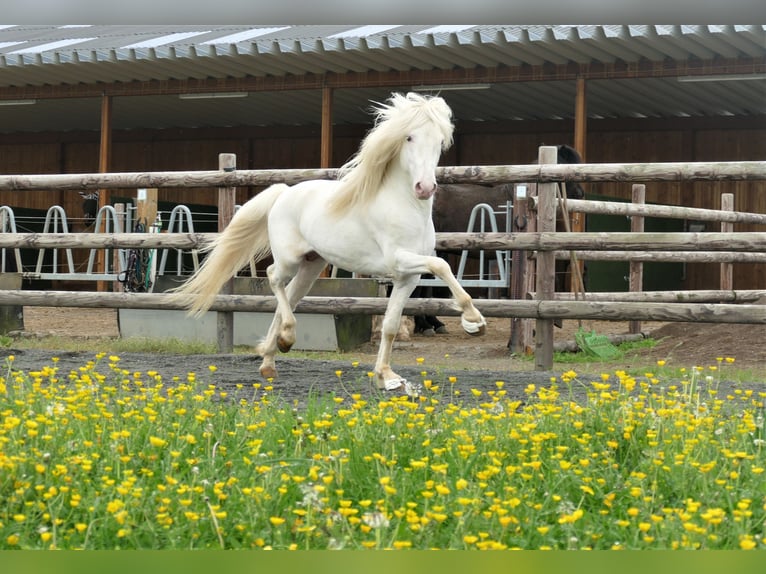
[0,24,763,133]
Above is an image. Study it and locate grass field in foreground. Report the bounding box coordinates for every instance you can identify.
[0,352,764,549]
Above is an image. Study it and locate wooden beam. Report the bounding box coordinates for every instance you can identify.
[629,184,645,334]
[320,86,333,169]
[134,188,158,228]
[534,146,558,371]
[720,193,735,292]
[217,153,237,353]
[2,161,764,192]
[7,230,766,252]
[4,290,766,324]
[574,77,587,162]
[96,94,112,292]
[0,56,763,100]
[570,76,587,288]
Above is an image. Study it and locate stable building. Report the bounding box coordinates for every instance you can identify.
[0,24,764,291]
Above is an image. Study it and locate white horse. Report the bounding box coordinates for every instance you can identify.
[170,92,486,395]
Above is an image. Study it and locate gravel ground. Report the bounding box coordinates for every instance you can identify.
[2,345,762,411]
[6,306,765,408]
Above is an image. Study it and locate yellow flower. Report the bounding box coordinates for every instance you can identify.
[149,436,168,448]
[558,509,584,524]
[739,537,757,550]
[6,534,19,545]
[269,516,286,526]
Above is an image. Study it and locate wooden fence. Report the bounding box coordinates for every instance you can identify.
[519,185,766,348]
[1,149,765,370]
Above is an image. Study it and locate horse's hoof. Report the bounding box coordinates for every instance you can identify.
[379,377,421,397]
[435,326,448,335]
[259,365,277,379]
[277,337,293,353]
[461,316,487,336]
[421,328,435,337]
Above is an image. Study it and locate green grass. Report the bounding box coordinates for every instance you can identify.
[0,351,764,550]
[552,337,657,364]
[4,335,218,355]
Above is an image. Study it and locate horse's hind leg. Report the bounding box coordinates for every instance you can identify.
[256,256,327,379]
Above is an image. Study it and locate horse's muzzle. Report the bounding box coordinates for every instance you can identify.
[415,182,437,200]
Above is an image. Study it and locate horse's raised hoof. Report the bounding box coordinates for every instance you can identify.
[461,316,487,337]
[259,364,278,380]
[276,336,294,353]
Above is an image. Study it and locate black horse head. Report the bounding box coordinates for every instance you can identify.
[543,144,585,199]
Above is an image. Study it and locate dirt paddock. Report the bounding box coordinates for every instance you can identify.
[5,305,764,406]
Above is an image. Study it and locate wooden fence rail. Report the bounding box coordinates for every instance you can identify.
[550,251,766,263]
[0,161,765,192]
[2,289,765,325]
[3,231,766,252]
[529,196,766,225]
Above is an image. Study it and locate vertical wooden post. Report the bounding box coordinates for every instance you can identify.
[509,183,533,354]
[320,87,333,169]
[574,77,587,163]
[97,94,113,292]
[720,193,734,292]
[628,184,645,334]
[135,188,158,228]
[319,87,334,278]
[217,153,237,353]
[570,76,587,287]
[534,146,558,371]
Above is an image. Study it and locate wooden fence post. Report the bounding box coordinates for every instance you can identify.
[217,153,237,353]
[509,183,533,354]
[629,184,645,334]
[720,193,734,292]
[534,146,558,370]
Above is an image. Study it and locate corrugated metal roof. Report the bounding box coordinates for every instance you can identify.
[0,24,763,132]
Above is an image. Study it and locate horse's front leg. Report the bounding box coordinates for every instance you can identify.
[374,277,420,396]
[395,252,486,336]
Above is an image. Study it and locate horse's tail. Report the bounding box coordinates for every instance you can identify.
[169,183,288,316]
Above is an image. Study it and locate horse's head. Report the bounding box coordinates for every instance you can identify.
[399,118,451,200]
[385,93,454,201]
[331,93,454,214]
[556,144,585,199]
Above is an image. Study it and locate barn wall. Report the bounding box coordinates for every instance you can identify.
[0,116,763,289]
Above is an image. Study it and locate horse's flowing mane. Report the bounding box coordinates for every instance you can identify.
[329,92,454,215]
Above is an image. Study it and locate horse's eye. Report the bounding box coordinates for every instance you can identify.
[406,135,413,142]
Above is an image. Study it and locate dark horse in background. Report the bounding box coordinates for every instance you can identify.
[410,144,585,335]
